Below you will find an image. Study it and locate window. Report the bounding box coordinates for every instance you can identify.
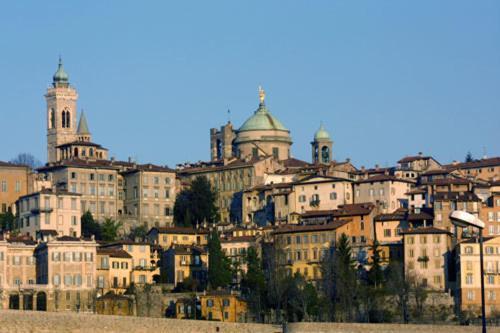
[407,236,414,244]
[464,246,473,254]
[1,181,6,192]
[466,274,473,285]
[53,274,61,286]
[15,180,20,192]
[488,275,495,285]
[433,235,440,243]
[298,195,306,203]
[486,246,494,255]
[489,291,497,301]
[329,192,337,200]
[89,173,95,181]
[467,290,474,301]
[223,298,230,307]
[384,229,392,237]
[64,274,73,286]
[420,236,427,244]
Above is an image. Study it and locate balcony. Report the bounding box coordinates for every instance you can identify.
[30,207,53,214]
[309,199,321,207]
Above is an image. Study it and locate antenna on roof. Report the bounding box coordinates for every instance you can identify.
[227,108,231,123]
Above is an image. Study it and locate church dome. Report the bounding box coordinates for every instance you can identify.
[238,87,288,132]
[238,103,288,132]
[53,57,69,83]
[314,123,331,140]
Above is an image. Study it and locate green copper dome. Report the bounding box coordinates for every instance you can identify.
[238,103,288,132]
[53,57,69,84]
[314,123,331,140]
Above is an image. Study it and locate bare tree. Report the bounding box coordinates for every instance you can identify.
[10,153,42,169]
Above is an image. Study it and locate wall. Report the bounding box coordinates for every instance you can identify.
[1,310,500,333]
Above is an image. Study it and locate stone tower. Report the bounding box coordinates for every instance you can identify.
[46,58,78,164]
[311,123,333,164]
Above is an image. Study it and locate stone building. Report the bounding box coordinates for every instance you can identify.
[16,188,81,239]
[273,221,350,281]
[162,244,208,288]
[146,226,208,249]
[402,227,452,291]
[200,291,249,322]
[177,156,282,223]
[0,161,33,214]
[456,236,500,317]
[353,174,415,213]
[96,247,133,295]
[0,234,98,312]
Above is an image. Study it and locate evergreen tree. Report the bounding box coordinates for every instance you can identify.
[368,240,384,287]
[241,247,266,321]
[465,151,474,162]
[81,211,101,239]
[174,176,218,227]
[0,212,15,231]
[207,230,232,289]
[128,225,148,241]
[334,233,358,322]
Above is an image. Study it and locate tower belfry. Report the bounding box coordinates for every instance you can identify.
[45,57,78,163]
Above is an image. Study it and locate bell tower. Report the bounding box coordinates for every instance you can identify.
[311,123,333,164]
[46,57,78,164]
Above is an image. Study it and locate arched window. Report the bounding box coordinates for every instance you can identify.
[82,149,86,157]
[65,110,71,128]
[321,146,330,163]
[50,109,55,129]
[89,148,94,157]
[61,111,66,128]
[74,148,79,157]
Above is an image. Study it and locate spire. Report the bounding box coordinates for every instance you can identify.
[77,110,90,135]
[53,56,69,87]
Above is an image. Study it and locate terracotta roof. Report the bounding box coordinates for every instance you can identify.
[281,158,310,169]
[398,155,433,163]
[170,244,207,255]
[444,157,500,170]
[0,161,30,168]
[434,191,481,202]
[356,174,415,184]
[18,188,80,200]
[56,140,106,149]
[400,227,451,235]
[420,169,451,176]
[97,247,132,258]
[374,208,408,222]
[148,226,209,235]
[459,236,498,244]
[407,210,434,221]
[221,236,257,243]
[333,203,375,217]
[422,178,471,186]
[273,220,350,235]
[6,235,37,245]
[121,163,175,173]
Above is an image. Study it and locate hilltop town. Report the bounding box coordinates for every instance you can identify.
[0,60,499,325]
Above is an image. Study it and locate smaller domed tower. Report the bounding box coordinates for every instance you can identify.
[311,123,333,164]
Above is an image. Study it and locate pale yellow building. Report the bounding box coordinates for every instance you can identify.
[456,236,500,316]
[99,241,161,285]
[200,291,249,322]
[273,221,350,281]
[96,247,133,295]
[0,161,33,214]
[162,244,208,287]
[402,227,452,291]
[354,174,415,213]
[146,226,208,249]
[17,188,81,238]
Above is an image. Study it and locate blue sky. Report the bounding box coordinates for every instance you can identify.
[1,1,499,168]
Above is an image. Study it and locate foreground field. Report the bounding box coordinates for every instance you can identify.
[0,310,499,333]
